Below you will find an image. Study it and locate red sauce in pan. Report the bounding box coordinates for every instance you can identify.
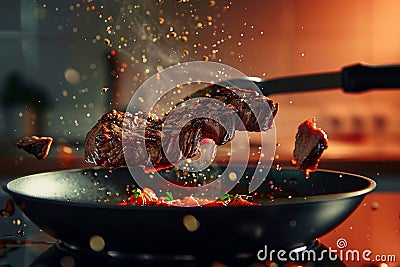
[118,188,260,207]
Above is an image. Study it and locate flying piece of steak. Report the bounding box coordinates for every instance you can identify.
[292,118,328,173]
[15,136,53,160]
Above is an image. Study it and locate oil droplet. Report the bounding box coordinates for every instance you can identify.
[60,256,75,267]
[89,235,105,252]
[12,219,21,225]
[371,202,380,211]
[228,172,237,181]
[183,215,200,232]
[64,68,80,85]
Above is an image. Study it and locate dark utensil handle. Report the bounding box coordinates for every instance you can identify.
[342,63,400,92]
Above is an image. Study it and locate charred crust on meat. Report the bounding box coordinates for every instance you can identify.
[15,136,53,160]
[292,118,328,172]
[85,87,278,170]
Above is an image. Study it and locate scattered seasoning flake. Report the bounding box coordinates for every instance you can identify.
[101,87,109,93]
[133,189,140,199]
[166,191,174,201]
[17,229,25,237]
[220,194,230,201]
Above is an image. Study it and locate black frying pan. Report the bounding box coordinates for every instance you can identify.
[2,167,375,255]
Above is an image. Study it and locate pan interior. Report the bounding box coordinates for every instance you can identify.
[5,167,375,206]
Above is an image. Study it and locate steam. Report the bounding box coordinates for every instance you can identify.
[99,1,232,85]
[101,1,189,78]
[119,2,182,65]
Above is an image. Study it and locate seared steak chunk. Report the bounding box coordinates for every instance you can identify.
[85,87,278,170]
[292,118,328,174]
[15,136,53,160]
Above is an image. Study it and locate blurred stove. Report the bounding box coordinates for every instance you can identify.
[1,161,399,267]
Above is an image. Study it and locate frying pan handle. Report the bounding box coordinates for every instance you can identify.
[342,63,400,92]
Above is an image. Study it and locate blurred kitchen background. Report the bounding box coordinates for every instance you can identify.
[1,2,400,265]
[0,0,400,177]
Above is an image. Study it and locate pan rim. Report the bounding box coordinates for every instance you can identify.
[2,167,376,210]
